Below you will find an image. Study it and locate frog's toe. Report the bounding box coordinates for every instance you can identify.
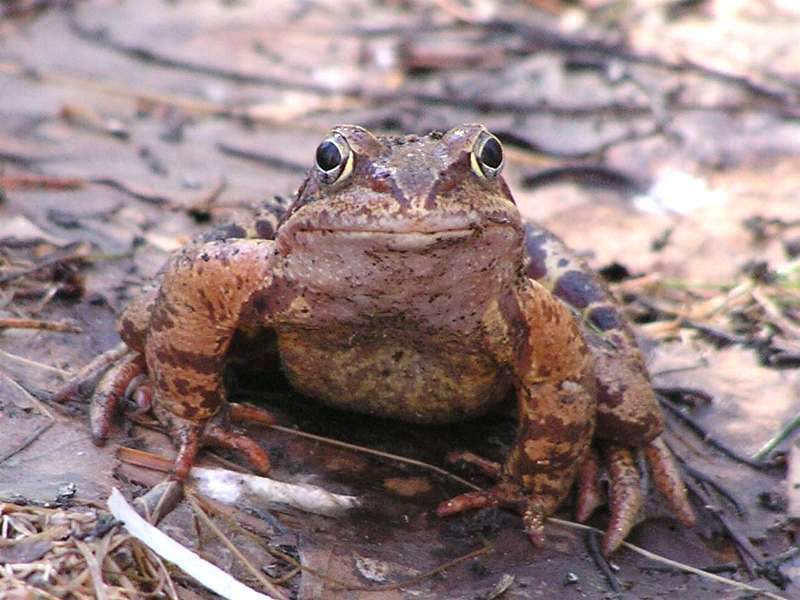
[202,422,272,475]
[575,447,604,522]
[436,481,523,518]
[645,436,696,528]
[228,401,278,427]
[522,500,546,547]
[603,445,642,556]
[90,353,146,445]
[171,422,202,481]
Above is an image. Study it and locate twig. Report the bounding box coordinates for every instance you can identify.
[683,478,761,578]
[658,396,776,469]
[548,518,788,600]
[0,317,81,333]
[0,348,69,376]
[266,423,480,491]
[0,418,54,465]
[655,386,714,408]
[74,540,109,600]
[586,531,621,593]
[89,177,172,206]
[216,143,308,174]
[679,462,746,516]
[67,14,349,95]
[0,246,90,286]
[0,174,84,191]
[0,372,55,419]
[752,286,800,339]
[752,410,800,461]
[487,19,792,106]
[521,164,646,194]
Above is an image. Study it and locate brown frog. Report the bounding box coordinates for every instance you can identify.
[59,124,695,555]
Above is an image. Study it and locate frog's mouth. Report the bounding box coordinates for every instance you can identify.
[308,227,477,251]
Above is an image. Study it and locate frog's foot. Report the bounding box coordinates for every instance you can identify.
[437,481,552,547]
[153,403,274,481]
[577,437,696,556]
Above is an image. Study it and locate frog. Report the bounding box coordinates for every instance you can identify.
[57,124,695,556]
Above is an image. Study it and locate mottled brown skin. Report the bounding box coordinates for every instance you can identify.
[65,124,694,555]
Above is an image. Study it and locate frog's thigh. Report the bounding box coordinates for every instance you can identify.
[522,223,664,447]
[145,239,276,420]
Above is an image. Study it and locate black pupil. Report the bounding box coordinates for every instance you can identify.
[316,140,342,172]
[480,137,503,169]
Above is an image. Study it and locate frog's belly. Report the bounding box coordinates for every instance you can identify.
[276,330,512,423]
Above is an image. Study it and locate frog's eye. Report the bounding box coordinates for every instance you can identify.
[470,132,504,178]
[315,133,354,184]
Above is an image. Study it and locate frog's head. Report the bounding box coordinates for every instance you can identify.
[276,125,523,306]
[281,124,520,238]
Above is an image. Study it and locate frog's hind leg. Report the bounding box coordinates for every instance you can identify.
[524,222,695,544]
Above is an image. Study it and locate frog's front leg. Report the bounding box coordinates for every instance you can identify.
[77,239,280,481]
[141,239,279,480]
[438,282,596,547]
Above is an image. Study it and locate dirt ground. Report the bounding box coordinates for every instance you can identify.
[1,1,800,598]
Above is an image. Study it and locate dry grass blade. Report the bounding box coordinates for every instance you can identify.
[0,371,54,418]
[74,540,109,600]
[108,488,274,599]
[752,286,800,339]
[0,348,69,376]
[0,500,176,598]
[186,492,288,600]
